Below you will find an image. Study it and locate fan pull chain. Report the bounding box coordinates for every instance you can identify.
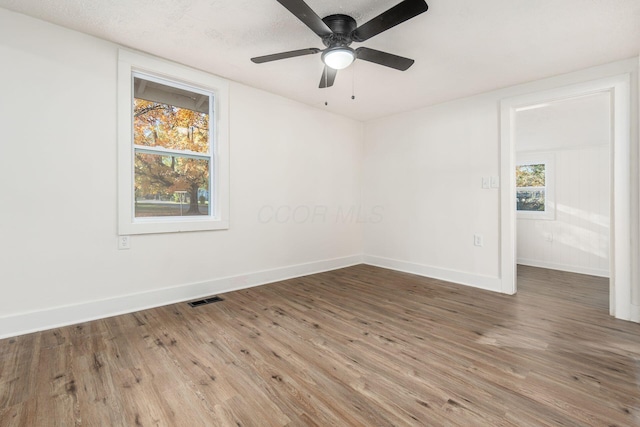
[351,65,356,100]
[324,65,328,106]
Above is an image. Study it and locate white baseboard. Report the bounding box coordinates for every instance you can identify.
[0,254,363,339]
[363,255,502,293]
[517,258,609,278]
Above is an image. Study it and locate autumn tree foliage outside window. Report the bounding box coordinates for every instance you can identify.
[133,75,212,218]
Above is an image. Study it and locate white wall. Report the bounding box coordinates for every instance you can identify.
[362,97,502,290]
[0,9,364,338]
[362,58,638,295]
[516,146,610,276]
[515,93,611,277]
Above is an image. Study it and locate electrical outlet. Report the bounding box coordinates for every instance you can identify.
[474,234,484,247]
[118,235,131,250]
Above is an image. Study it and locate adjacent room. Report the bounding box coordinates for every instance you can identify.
[1,0,639,425]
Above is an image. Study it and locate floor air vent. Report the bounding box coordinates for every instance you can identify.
[188,296,224,307]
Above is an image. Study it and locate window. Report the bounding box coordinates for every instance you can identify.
[118,50,229,234]
[516,163,546,211]
[132,75,212,218]
[516,154,554,220]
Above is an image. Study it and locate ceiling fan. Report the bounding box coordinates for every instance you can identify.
[251,0,429,88]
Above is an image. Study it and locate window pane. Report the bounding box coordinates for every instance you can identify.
[134,153,210,217]
[517,189,545,211]
[516,164,545,187]
[133,77,210,153]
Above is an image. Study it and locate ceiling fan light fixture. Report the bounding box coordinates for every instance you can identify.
[322,47,355,70]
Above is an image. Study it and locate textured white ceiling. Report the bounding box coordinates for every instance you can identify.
[1,0,638,121]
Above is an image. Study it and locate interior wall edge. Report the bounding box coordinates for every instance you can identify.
[517,258,609,278]
[0,254,363,340]
[362,255,502,293]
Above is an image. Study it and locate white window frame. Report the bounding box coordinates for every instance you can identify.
[117,49,229,235]
[516,153,555,220]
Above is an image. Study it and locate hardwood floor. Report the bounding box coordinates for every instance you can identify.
[1,264,639,426]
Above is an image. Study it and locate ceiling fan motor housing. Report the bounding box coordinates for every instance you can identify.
[321,14,357,47]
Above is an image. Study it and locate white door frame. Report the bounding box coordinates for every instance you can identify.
[499,74,631,319]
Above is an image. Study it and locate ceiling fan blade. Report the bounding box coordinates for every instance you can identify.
[319,66,337,88]
[351,0,428,42]
[356,47,414,71]
[251,48,321,63]
[276,0,333,37]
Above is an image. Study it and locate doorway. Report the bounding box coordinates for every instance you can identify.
[514,93,611,282]
[500,74,632,320]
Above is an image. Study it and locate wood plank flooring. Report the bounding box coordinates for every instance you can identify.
[1,264,639,426]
